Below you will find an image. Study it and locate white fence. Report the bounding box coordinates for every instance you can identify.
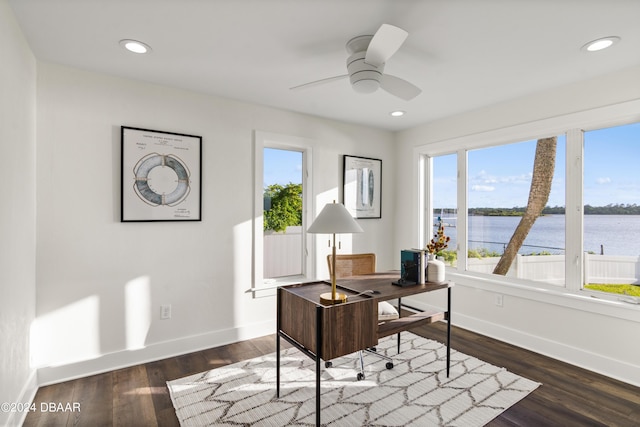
[265,231,640,285]
[584,253,640,284]
[467,254,640,285]
[264,226,302,278]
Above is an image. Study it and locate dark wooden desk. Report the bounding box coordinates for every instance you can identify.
[276,272,453,426]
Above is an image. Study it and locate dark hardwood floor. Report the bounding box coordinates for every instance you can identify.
[23,322,640,426]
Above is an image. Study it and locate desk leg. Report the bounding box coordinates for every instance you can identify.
[276,335,281,397]
[276,288,281,397]
[315,306,322,427]
[446,286,451,378]
[397,297,402,354]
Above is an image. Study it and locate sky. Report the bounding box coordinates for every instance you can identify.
[263,147,303,187]
[435,122,640,208]
[263,122,639,208]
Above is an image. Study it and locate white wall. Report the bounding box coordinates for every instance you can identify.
[0,0,38,425]
[395,66,640,386]
[33,62,396,383]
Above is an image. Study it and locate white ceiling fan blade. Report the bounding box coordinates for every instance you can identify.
[364,24,408,67]
[290,75,348,91]
[379,74,422,100]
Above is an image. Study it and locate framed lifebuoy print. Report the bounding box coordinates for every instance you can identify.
[343,155,382,219]
[121,126,202,222]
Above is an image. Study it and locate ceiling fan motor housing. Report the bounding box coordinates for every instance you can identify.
[347,50,384,93]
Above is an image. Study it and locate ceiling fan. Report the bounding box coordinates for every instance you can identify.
[291,24,421,101]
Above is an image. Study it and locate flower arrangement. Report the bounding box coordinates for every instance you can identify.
[426,217,451,255]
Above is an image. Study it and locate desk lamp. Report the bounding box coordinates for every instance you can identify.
[307,201,363,304]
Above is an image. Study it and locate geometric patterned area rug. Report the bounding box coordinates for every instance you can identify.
[167,332,540,426]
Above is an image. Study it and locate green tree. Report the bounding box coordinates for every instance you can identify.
[263,183,302,232]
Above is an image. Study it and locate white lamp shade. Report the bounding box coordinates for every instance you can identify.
[307,202,363,234]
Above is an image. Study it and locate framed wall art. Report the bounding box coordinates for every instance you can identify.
[343,155,382,219]
[121,126,202,222]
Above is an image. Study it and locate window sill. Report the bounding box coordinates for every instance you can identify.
[446,270,640,323]
[247,275,311,297]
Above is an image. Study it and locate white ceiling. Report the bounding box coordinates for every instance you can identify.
[9,0,640,131]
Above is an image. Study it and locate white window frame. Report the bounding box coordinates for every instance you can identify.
[420,151,464,266]
[414,99,640,320]
[252,131,313,292]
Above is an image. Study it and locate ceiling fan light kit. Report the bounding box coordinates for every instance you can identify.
[347,50,383,93]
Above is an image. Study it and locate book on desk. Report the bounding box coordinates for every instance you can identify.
[393,249,426,286]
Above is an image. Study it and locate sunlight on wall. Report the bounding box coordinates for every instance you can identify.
[30,296,100,368]
[125,276,151,350]
[315,188,338,211]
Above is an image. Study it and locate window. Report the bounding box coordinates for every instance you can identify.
[417,101,640,308]
[263,147,304,278]
[583,122,640,298]
[430,154,458,266]
[466,136,566,285]
[253,132,312,289]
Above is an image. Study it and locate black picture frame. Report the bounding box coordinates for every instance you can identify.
[343,155,382,219]
[121,126,202,222]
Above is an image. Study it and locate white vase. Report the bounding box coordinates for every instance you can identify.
[427,254,445,283]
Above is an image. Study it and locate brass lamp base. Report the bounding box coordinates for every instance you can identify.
[320,292,348,305]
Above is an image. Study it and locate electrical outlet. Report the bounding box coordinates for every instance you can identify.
[160,304,172,319]
[495,294,504,307]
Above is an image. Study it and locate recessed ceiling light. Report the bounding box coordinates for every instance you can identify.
[390,110,405,117]
[119,39,151,54]
[581,36,620,52]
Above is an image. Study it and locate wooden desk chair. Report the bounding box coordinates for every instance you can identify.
[327,253,399,380]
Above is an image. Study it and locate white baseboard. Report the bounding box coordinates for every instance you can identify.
[37,320,276,386]
[404,297,640,388]
[34,302,640,389]
[4,369,38,427]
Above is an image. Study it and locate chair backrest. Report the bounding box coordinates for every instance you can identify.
[328,253,376,278]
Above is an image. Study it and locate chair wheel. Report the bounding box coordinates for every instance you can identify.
[357,372,365,381]
[325,361,333,368]
[386,362,394,370]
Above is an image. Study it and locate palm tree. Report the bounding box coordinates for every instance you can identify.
[493,137,557,275]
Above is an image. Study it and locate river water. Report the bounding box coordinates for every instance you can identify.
[439,215,640,256]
